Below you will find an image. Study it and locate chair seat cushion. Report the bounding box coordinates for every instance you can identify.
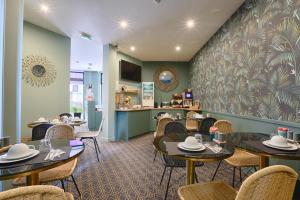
[178,181,237,200]
[225,149,259,167]
[75,131,98,138]
[13,159,77,186]
[163,155,203,167]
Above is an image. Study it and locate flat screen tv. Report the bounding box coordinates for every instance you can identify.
[120,60,142,82]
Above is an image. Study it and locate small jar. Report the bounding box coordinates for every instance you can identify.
[278,127,288,138]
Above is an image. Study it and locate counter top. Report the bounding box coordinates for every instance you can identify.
[115,107,200,112]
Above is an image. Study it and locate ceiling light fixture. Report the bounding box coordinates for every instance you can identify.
[175,46,181,51]
[119,20,128,29]
[40,4,49,13]
[80,32,92,40]
[186,20,195,28]
[130,46,136,51]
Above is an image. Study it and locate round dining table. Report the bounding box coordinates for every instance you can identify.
[231,132,300,169]
[154,134,234,185]
[0,139,84,185]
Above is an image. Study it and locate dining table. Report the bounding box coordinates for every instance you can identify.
[154,133,234,185]
[231,132,300,169]
[27,120,86,128]
[0,139,84,185]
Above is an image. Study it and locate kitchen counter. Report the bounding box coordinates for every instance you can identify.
[115,107,200,112]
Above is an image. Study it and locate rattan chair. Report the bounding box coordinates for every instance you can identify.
[211,120,259,186]
[178,165,298,200]
[153,117,173,162]
[160,122,203,200]
[13,124,81,197]
[45,124,74,140]
[185,111,199,132]
[32,123,53,141]
[76,118,104,162]
[0,185,74,200]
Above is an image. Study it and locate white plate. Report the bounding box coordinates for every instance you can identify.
[264,140,292,148]
[0,150,39,164]
[180,142,204,149]
[263,141,298,151]
[177,142,206,151]
[4,149,37,160]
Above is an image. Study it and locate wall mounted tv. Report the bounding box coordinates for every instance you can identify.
[119,60,142,82]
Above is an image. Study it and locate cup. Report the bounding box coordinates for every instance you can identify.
[287,131,294,140]
[293,133,300,142]
[39,139,52,153]
[0,136,10,148]
[218,132,225,142]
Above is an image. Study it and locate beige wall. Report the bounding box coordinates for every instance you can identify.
[22,22,71,138]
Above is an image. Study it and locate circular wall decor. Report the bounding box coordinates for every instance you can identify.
[154,67,178,91]
[22,55,57,87]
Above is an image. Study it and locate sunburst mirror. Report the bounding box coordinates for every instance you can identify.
[22,55,57,87]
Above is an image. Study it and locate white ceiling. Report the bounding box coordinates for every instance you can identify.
[24,0,244,66]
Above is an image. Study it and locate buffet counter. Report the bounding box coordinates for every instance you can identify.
[115,107,200,141]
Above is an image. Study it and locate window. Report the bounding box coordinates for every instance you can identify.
[70,71,84,115]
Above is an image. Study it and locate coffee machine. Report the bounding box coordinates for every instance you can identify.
[182,88,193,108]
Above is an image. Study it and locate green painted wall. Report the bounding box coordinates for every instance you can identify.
[21,22,71,138]
[143,61,190,102]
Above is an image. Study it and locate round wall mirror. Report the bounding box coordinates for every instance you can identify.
[32,65,46,77]
[154,67,178,91]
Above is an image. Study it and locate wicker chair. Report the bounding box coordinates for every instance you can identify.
[32,123,53,141]
[211,120,260,186]
[178,165,298,200]
[0,185,74,200]
[13,124,81,197]
[45,124,74,140]
[185,111,199,132]
[153,117,173,162]
[76,118,104,162]
[160,122,203,200]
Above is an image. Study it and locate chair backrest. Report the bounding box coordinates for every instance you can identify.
[0,185,73,200]
[155,117,173,138]
[199,117,217,135]
[213,120,233,134]
[45,124,74,140]
[32,123,53,141]
[59,113,72,118]
[165,121,187,135]
[185,111,198,130]
[236,165,298,200]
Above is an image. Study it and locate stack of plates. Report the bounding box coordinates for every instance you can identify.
[0,149,39,164]
[262,140,298,151]
[177,142,206,152]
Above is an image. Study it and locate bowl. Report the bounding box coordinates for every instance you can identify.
[184,136,199,146]
[6,143,35,159]
[270,135,289,147]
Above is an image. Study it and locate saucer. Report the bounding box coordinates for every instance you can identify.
[178,142,206,152]
[265,140,291,148]
[0,150,39,163]
[263,141,298,151]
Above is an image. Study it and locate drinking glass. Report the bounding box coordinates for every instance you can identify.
[39,139,52,153]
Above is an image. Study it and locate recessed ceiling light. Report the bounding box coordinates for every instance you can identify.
[80,32,92,40]
[130,46,136,51]
[186,20,195,28]
[40,4,49,13]
[175,46,181,51]
[119,20,128,29]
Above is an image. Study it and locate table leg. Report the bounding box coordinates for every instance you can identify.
[186,160,195,185]
[26,173,39,185]
[259,156,269,169]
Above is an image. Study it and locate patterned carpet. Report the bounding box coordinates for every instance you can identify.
[68,133,245,200]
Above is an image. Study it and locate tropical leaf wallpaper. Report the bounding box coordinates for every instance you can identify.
[190,0,300,123]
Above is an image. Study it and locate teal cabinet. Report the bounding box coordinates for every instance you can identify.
[88,101,102,131]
